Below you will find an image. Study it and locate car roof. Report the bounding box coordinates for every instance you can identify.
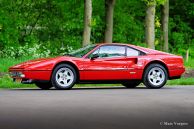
[95,43,147,52]
[95,43,171,55]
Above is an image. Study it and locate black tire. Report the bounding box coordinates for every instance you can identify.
[51,64,77,90]
[35,82,53,90]
[122,81,141,88]
[143,64,168,89]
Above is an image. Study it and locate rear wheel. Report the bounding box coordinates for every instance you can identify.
[35,82,53,90]
[122,81,141,88]
[143,64,167,89]
[51,64,77,90]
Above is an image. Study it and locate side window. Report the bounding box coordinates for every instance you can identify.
[127,47,139,56]
[88,48,99,58]
[98,46,125,58]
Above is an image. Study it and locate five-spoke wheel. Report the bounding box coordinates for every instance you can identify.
[55,68,74,87]
[51,64,77,90]
[143,64,167,89]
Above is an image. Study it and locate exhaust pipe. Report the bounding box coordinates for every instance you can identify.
[21,79,34,84]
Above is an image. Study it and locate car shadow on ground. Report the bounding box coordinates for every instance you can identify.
[10,86,175,91]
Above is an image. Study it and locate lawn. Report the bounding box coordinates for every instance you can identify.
[0,57,194,88]
[1,57,194,72]
[0,57,35,72]
[1,73,194,89]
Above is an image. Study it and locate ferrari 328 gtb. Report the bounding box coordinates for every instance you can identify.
[9,43,185,89]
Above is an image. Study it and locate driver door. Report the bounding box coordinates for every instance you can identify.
[81,45,130,80]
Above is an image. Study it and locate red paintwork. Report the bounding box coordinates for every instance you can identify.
[9,43,185,82]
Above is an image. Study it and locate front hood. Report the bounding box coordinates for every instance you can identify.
[9,56,80,71]
[9,57,60,70]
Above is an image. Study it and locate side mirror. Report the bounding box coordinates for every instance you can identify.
[90,54,99,60]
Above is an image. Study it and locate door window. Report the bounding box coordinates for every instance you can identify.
[97,45,126,58]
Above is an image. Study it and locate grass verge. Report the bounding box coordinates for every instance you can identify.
[0,57,34,72]
[0,57,194,88]
[0,57,194,73]
[0,74,194,89]
[167,78,194,85]
[0,74,35,89]
[0,74,121,89]
[184,58,194,70]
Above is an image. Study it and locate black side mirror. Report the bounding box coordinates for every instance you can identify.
[91,54,99,60]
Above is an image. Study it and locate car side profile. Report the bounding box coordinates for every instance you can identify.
[9,43,185,89]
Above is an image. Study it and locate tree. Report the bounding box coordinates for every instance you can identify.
[82,0,92,47]
[145,0,156,49]
[104,0,116,43]
[161,0,169,52]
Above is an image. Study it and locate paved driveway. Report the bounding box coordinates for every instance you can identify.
[0,86,194,129]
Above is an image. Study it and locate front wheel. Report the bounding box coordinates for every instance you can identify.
[143,64,168,89]
[51,64,77,90]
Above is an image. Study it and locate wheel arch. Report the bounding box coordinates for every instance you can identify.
[51,61,80,82]
[143,60,169,79]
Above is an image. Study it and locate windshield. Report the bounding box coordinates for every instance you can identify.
[66,44,97,58]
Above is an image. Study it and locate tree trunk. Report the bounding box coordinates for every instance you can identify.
[145,1,156,49]
[82,0,92,47]
[104,0,116,43]
[186,49,189,62]
[161,0,169,52]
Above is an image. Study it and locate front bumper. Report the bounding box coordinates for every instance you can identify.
[9,70,51,81]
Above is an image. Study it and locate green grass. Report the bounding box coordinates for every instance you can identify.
[167,78,194,85]
[0,57,35,72]
[0,74,35,89]
[0,57,194,88]
[0,57,194,72]
[0,74,194,89]
[0,74,121,89]
[184,58,194,70]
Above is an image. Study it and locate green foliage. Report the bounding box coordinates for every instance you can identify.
[0,0,193,59]
[142,0,165,6]
[0,0,83,56]
[114,0,145,46]
[167,0,194,57]
[0,43,73,58]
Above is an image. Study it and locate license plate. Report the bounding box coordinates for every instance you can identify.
[14,78,22,83]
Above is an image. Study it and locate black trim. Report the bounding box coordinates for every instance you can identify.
[21,79,49,84]
[79,69,128,71]
[78,80,142,84]
[21,79,34,84]
[169,76,181,80]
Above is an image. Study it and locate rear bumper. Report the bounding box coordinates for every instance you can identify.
[169,68,185,79]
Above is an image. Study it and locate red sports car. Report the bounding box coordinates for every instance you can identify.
[9,43,185,90]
